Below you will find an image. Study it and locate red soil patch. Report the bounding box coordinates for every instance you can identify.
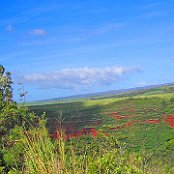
[68,128,98,139]
[50,128,67,140]
[110,115,129,120]
[144,119,160,124]
[108,112,120,116]
[51,127,98,140]
[104,133,110,137]
[83,128,97,137]
[164,114,174,128]
[53,119,102,134]
[110,120,139,130]
[108,112,129,120]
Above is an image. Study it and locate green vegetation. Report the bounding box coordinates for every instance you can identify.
[29,90,174,173]
[1,65,174,173]
[22,126,144,174]
[0,65,45,173]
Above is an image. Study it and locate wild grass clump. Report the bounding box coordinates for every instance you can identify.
[23,127,65,174]
[22,126,149,174]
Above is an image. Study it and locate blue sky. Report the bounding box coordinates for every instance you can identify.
[1,0,174,101]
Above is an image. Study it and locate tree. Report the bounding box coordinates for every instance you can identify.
[4,71,13,103]
[0,65,5,75]
[0,65,13,108]
[0,65,5,110]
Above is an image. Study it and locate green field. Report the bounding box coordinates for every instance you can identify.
[25,85,174,173]
[29,91,174,153]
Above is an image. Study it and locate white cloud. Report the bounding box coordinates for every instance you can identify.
[21,66,141,90]
[29,29,47,36]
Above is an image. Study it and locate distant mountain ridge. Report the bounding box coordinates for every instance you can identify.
[37,82,174,103]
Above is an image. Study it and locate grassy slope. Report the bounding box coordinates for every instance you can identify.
[23,85,174,172]
[29,90,174,153]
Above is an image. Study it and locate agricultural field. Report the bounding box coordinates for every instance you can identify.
[29,91,174,167]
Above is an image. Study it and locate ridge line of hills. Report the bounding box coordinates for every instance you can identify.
[34,82,174,103]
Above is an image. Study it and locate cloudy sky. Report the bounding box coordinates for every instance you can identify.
[1,0,174,101]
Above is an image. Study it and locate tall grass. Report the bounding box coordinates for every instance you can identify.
[22,126,151,174]
[23,127,63,174]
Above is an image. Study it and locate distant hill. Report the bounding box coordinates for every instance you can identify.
[33,82,174,104]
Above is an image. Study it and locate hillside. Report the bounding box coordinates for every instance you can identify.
[2,67,174,173]
[29,86,174,150]
[26,87,174,174]
[32,82,174,104]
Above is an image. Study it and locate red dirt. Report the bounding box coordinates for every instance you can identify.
[144,119,160,124]
[111,115,129,119]
[50,128,67,140]
[108,112,120,116]
[110,120,139,130]
[108,111,130,119]
[82,128,97,137]
[103,133,110,136]
[51,127,98,140]
[164,114,174,128]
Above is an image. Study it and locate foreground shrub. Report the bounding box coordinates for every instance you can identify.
[22,126,147,174]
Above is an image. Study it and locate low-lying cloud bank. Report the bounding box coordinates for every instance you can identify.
[21,66,141,90]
